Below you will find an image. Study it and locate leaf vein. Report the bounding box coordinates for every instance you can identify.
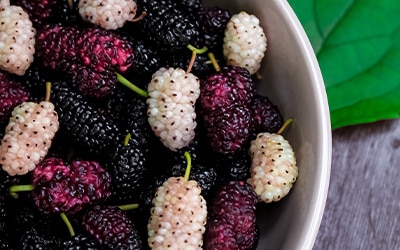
[324,41,394,88]
[316,0,356,56]
[320,34,391,50]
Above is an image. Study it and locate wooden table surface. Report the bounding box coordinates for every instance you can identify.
[313,118,400,249]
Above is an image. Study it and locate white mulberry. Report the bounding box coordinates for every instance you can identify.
[147,67,200,151]
[147,176,207,250]
[78,0,138,30]
[0,0,36,75]
[0,101,59,176]
[247,132,298,203]
[223,11,267,75]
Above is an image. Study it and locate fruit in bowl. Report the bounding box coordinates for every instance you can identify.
[0,0,331,249]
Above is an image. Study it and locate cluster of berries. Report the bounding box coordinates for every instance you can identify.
[0,0,299,249]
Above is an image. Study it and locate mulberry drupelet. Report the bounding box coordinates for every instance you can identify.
[223,11,267,75]
[0,0,36,75]
[147,67,200,151]
[0,82,59,176]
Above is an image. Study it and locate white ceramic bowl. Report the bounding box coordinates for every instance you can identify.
[203,0,332,249]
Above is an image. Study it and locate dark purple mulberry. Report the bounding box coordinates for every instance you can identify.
[11,0,58,28]
[52,0,81,24]
[0,197,11,249]
[8,200,67,249]
[205,181,259,250]
[170,161,217,198]
[106,142,146,204]
[19,226,59,249]
[82,205,142,249]
[32,157,111,214]
[51,81,123,156]
[134,0,199,51]
[200,65,255,154]
[36,24,134,97]
[214,147,252,182]
[200,65,255,110]
[60,234,100,250]
[251,94,284,137]
[13,60,57,101]
[128,37,163,85]
[202,104,253,154]
[176,0,203,13]
[0,71,30,123]
[124,94,153,152]
[36,24,80,73]
[196,6,231,51]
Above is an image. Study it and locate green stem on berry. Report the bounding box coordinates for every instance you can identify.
[183,151,192,182]
[9,184,35,198]
[118,204,139,211]
[124,133,131,146]
[187,45,208,55]
[60,212,75,237]
[186,45,208,74]
[45,82,51,102]
[116,73,148,98]
[277,118,293,135]
[208,52,220,72]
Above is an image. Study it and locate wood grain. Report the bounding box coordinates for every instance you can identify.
[313,119,400,250]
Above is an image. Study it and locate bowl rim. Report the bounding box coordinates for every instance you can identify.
[279,1,332,249]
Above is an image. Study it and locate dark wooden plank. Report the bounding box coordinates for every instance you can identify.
[313,119,400,249]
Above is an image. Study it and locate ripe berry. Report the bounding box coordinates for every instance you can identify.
[0,71,30,123]
[8,199,67,249]
[36,24,134,97]
[78,0,139,30]
[127,37,163,85]
[135,0,199,51]
[51,81,123,156]
[199,65,255,154]
[82,205,143,249]
[176,0,203,13]
[13,60,55,101]
[247,120,298,203]
[60,234,100,250]
[124,93,153,151]
[202,104,253,155]
[52,0,81,24]
[200,65,255,110]
[196,6,231,51]
[147,67,200,151]
[0,197,11,249]
[251,94,284,137]
[106,140,146,204]
[204,181,258,250]
[223,11,267,75]
[11,0,57,27]
[214,146,251,182]
[147,152,207,249]
[0,83,59,176]
[0,0,36,75]
[32,157,111,214]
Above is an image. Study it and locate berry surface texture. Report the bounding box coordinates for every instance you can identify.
[0,0,298,249]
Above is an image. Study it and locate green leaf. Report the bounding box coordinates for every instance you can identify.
[288,0,400,129]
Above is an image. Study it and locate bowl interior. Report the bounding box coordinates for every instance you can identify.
[203,0,332,249]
